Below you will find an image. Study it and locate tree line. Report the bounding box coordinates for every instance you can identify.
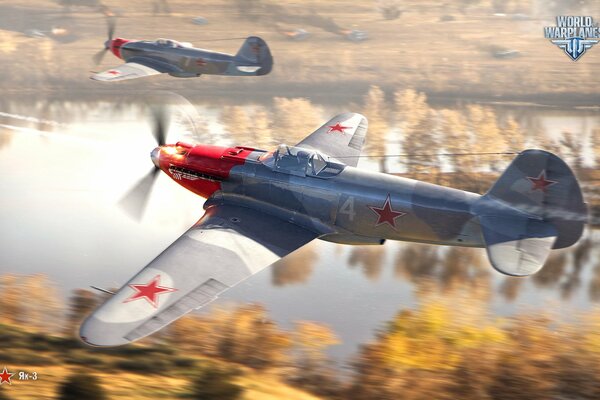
[218,86,598,176]
[3,268,600,398]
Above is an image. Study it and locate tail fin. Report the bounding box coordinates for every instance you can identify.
[476,149,587,276]
[234,36,273,75]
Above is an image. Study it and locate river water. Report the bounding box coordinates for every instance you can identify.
[0,96,598,366]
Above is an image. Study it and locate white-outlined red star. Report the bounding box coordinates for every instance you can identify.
[368,194,406,230]
[123,275,177,308]
[107,70,120,75]
[527,170,557,193]
[0,367,13,385]
[327,122,351,134]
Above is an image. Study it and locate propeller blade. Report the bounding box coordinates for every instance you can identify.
[151,107,169,146]
[92,48,108,65]
[107,16,116,41]
[173,98,203,144]
[118,167,160,220]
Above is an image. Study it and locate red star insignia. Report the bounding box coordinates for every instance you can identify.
[327,122,351,134]
[196,58,207,66]
[0,367,13,385]
[107,70,120,75]
[368,194,406,229]
[124,275,177,308]
[526,170,557,192]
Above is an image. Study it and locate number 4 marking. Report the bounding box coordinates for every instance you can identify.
[339,197,356,221]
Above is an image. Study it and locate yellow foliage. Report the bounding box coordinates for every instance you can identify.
[374,299,506,371]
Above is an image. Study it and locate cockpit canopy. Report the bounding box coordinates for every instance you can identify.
[155,38,192,48]
[264,144,344,178]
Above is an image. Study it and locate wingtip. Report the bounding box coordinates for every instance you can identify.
[79,316,132,347]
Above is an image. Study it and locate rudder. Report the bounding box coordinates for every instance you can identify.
[484,149,587,249]
[235,36,273,75]
[475,149,587,276]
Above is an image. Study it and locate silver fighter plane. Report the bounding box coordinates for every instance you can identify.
[91,20,273,81]
[80,112,587,346]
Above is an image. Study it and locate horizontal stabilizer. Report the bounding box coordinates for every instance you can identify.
[480,215,557,276]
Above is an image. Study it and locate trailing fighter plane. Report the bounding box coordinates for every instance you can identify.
[91,19,273,81]
[80,112,587,346]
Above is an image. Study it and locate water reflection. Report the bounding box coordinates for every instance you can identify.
[1,97,599,307]
[271,246,319,286]
[348,246,386,281]
[1,96,599,389]
[394,245,489,294]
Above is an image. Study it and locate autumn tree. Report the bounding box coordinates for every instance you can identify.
[169,313,218,355]
[487,317,559,400]
[170,304,291,370]
[57,372,107,400]
[218,304,292,369]
[0,274,63,333]
[65,289,100,336]
[350,296,506,399]
[0,274,24,326]
[502,115,525,152]
[271,97,322,144]
[438,108,473,173]
[394,244,439,283]
[220,106,252,145]
[557,130,585,171]
[361,85,390,172]
[467,104,507,171]
[348,246,386,281]
[23,274,63,333]
[394,89,439,174]
[592,128,600,167]
[252,106,274,148]
[439,247,489,296]
[271,246,318,286]
[190,366,243,400]
[291,321,340,395]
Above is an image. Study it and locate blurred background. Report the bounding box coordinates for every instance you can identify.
[1,0,600,399]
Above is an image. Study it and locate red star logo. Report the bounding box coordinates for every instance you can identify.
[368,194,406,229]
[107,70,120,75]
[327,122,351,134]
[0,367,13,385]
[124,275,177,308]
[527,170,557,192]
[196,58,207,66]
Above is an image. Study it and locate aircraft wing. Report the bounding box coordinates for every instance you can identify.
[80,204,318,346]
[90,62,162,82]
[295,112,368,167]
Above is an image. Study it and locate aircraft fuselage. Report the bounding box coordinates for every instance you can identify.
[154,144,486,248]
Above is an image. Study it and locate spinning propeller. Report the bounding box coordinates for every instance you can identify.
[93,16,117,65]
[118,92,205,220]
[118,107,169,220]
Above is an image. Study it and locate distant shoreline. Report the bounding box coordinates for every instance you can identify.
[3,82,600,109]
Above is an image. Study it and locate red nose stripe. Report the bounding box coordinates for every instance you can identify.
[186,145,253,178]
[159,145,254,199]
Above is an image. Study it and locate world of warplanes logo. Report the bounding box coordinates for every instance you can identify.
[544,16,599,61]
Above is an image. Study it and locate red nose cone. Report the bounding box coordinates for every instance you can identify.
[156,144,255,199]
[110,38,130,59]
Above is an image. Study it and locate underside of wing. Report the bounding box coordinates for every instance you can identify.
[296,112,368,167]
[91,62,162,82]
[80,204,318,346]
